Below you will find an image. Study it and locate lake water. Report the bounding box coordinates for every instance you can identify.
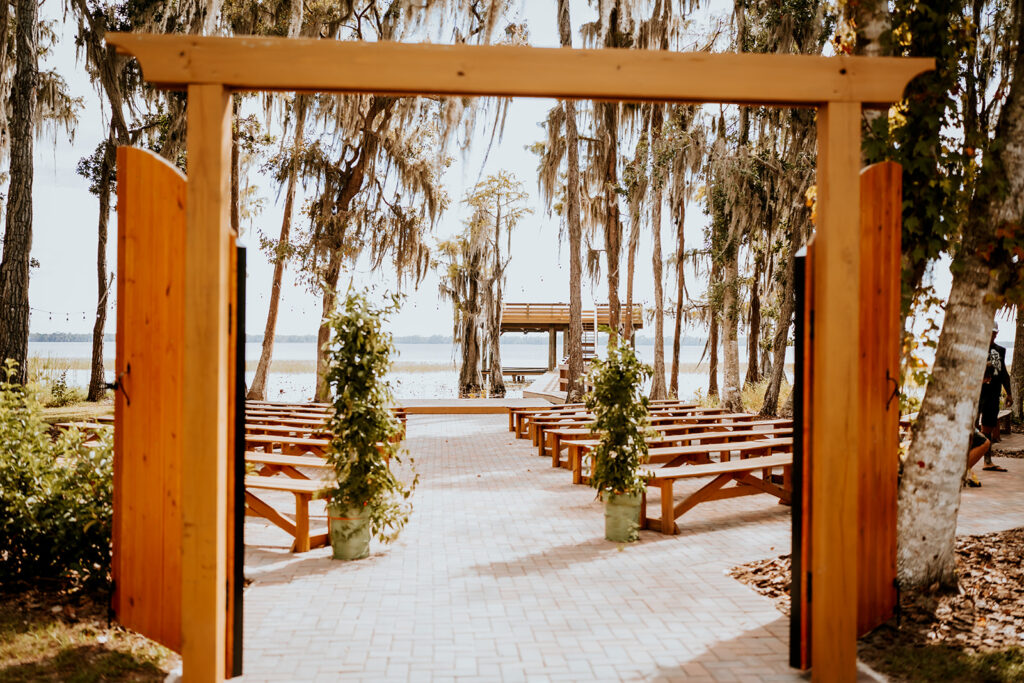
[28,340,794,402]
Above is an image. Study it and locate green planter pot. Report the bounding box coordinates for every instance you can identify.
[327,502,370,560]
[604,491,642,542]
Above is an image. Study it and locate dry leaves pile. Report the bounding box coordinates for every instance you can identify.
[730,527,1024,652]
[728,554,792,616]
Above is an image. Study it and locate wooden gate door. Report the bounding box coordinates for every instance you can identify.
[113,147,243,677]
[112,147,186,653]
[791,161,902,668]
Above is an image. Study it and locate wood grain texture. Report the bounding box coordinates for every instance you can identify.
[857,162,901,636]
[182,83,232,683]
[105,34,931,107]
[810,101,861,682]
[112,146,186,653]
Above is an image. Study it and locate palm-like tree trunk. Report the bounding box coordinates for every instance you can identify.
[87,135,115,401]
[0,0,38,383]
[249,99,307,400]
[557,0,585,402]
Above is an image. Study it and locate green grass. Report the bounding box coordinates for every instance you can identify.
[0,594,173,682]
[863,642,1024,682]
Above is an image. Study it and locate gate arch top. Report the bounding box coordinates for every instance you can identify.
[107,33,930,107]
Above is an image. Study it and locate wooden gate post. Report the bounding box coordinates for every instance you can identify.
[810,101,862,681]
[183,83,233,682]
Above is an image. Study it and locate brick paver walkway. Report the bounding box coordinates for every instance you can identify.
[241,415,1024,682]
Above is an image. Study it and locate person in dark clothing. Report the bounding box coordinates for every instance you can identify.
[964,429,990,487]
[979,323,1013,466]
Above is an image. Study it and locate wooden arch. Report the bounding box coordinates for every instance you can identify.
[107,33,931,683]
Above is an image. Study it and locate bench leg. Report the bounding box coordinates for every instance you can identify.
[660,481,677,535]
[292,492,311,553]
[571,445,583,485]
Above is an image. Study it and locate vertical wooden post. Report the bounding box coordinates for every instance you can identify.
[548,328,557,369]
[183,84,232,683]
[810,101,861,682]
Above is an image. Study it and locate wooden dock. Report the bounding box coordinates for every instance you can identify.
[398,398,555,414]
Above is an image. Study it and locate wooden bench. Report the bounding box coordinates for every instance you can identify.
[246,423,330,438]
[532,411,761,452]
[245,433,330,456]
[244,475,328,553]
[246,451,331,479]
[512,401,704,438]
[567,435,792,485]
[640,452,794,535]
[552,425,792,469]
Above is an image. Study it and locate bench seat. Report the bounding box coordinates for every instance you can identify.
[640,452,793,535]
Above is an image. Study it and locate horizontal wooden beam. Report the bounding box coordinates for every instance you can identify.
[105,34,931,107]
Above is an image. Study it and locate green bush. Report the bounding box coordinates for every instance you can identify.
[585,340,652,496]
[320,291,416,544]
[0,361,113,592]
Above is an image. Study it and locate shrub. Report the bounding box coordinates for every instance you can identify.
[585,340,652,496]
[0,361,113,592]
[320,291,416,544]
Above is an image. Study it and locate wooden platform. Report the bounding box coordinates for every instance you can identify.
[398,398,554,414]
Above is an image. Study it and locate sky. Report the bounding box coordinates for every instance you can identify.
[29,0,968,343]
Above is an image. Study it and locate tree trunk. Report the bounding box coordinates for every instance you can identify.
[744,260,761,387]
[558,0,585,403]
[459,273,484,398]
[624,211,640,343]
[708,306,719,399]
[649,113,667,399]
[458,316,483,398]
[761,241,797,416]
[899,21,1024,587]
[848,0,892,136]
[721,250,743,411]
[87,136,115,401]
[1012,305,1023,421]
[249,100,307,400]
[670,209,686,398]
[898,260,997,588]
[313,248,343,402]
[602,101,622,342]
[0,0,37,384]
[488,207,506,398]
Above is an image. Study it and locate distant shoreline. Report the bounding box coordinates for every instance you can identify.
[29,332,717,346]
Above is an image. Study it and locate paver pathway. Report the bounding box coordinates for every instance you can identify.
[241,415,1024,682]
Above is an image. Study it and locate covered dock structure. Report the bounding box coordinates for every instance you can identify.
[499,302,644,372]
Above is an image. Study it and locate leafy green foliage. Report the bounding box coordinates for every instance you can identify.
[320,291,415,544]
[0,362,113,592]
[585,341,652,495]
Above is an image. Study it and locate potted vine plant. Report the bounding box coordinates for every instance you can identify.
[585,339,652,542]
[320,290,416,560]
